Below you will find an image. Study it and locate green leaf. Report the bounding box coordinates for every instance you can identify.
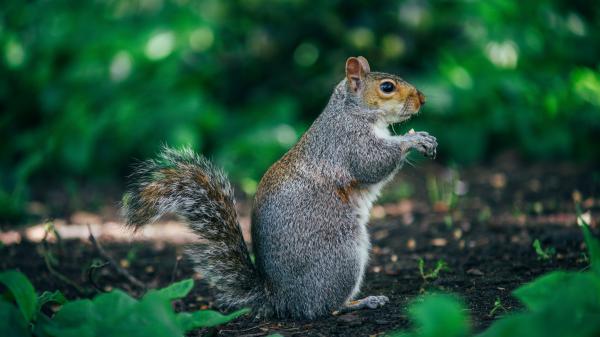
[513,271,571,311]
[0,299,32,337]
[478,313,538,337]
[91,290,136,320]
[47,299,99,330]
[43,322,95,337]
[392,293,470,337]
[483,272,600,337]
[43,290,188,337]
[532,239,552,260]
[109,291,185,337]
[155,278,194,301]
[37,290,67,311]
[0,270,37,323]
[32,312,55,337]
[176,308,250,331]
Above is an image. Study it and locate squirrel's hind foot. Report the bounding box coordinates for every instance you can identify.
[334,295,390,315]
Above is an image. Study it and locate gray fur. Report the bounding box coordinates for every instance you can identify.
[122,147,265,311]
[122,73,437,320]
[252,79,436,319]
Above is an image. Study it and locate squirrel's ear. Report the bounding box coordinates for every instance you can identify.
[345,56,370,92]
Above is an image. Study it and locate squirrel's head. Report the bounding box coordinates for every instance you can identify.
[345,56,425,123]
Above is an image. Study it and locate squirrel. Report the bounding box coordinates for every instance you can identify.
[122,56,437,320]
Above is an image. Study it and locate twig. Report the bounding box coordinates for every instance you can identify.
[235,333,268,337]
[218,322,272,334]
[40,228,86,295]
[42,251,86,295]
[87,224,147,291]
[170,255,182,283]
[219,325,300,337]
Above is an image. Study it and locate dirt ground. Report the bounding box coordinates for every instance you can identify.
[1,157,599,336]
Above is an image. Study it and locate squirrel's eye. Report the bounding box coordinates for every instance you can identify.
[380,81,395,94]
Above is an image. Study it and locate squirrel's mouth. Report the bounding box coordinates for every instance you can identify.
[378,101,420,124]
[387,107,419,124]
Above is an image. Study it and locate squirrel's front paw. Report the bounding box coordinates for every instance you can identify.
[404,131,437,159]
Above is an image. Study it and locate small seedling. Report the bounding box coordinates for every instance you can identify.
[488,297,507,317]
[126,246,139,263]
[478,207,492,223]
[578,252,589,266]
[532,239,555,260]
[427,168,461,212]
[418,258,449,282]
[444,214,454,228]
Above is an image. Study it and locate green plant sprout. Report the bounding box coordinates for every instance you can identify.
[478,207,492,223]
[426,169,461,212]
[418,258,449,282]
[0,273,248,337]
[444,214,454,229]
[488,297,507,317]
[532,239,556,260]
[125,246,139,264]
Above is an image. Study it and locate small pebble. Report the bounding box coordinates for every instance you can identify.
[467,268,484,276]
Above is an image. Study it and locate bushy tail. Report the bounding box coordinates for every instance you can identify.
[122,146,266,310]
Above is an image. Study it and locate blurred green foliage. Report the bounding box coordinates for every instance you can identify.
[0,271,248,337]
[1,0,599,221]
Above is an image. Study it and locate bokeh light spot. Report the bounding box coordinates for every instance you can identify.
[382,35,406,59]
[110,51,133,82]
[566,13,586,36]
[572,68,600,107]
[293,42,319,67]
[348,27,374,50]
[485,41,518,69]
[5,39,25,68]
[274,124,297,146]
[448,66,473,89]
[398,1,427,28]
[189,27,214,52]
[145,31,175,60]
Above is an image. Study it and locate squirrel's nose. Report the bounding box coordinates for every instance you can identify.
[417,90,426,106]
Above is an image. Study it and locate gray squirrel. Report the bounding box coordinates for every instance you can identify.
[122,56,437,319]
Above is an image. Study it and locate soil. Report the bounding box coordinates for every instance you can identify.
[2,159,599,336]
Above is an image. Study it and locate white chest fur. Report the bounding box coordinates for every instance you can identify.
[348,171,397,299]
[347,118,405,299]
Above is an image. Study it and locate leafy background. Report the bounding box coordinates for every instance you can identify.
[1,0,599,221]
